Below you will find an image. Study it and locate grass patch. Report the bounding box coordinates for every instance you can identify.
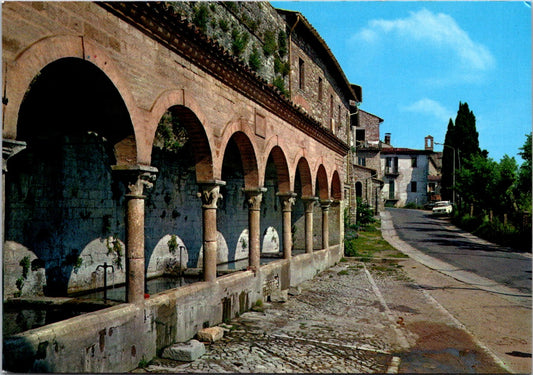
[345,221,407,260]
[337,269,349,276]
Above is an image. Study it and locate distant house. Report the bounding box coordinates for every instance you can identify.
[380,135,441,207]
[349,109,384,218]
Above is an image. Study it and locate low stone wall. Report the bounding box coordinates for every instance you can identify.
[3,249,342,373]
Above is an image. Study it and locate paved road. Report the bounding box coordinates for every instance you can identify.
[387,208,532,295]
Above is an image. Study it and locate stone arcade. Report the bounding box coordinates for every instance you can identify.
[2,2,358,372]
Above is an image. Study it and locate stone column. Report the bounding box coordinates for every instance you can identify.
[320,199,333,250]
[302,196,318,253]
[331,199,341,246]
[2,139,27,242]
[112,165,157,304]
[197,181,225,282]
[277,192,296,259]
[244,188,267,270]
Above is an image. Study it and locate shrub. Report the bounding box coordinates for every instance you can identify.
[248,47,261,72]
[357,198,376,226]
[231,29,249,56]
[262,30,277,57]
[192,3,209,33]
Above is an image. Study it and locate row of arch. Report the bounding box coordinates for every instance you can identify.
[5,35,343,200]
[4,34,344,300]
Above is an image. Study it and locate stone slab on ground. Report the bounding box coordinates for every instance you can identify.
[161,340,205,362]
[197,327,224,343]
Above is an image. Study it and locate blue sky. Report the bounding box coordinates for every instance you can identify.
[272,1,532,162]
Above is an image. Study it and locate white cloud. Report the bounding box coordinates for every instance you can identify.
[355,8,495,72]
[402,98,452,122]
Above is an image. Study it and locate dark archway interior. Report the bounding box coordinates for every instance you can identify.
[145,107,203,272]
[17,57,133,144]
[220,137,247,263]
[261,154,281,254]
[356,181,363,198]
[5,58,133,296]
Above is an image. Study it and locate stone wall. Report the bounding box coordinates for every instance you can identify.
[5,134,127,297]
[3,251,342,373]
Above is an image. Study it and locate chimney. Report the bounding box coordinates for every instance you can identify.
[384,133,391,145]
[425,135,434,151]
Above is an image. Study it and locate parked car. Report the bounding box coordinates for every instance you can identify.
[432,201,453,215]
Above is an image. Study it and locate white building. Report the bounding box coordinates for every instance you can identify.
[380,135,437,207]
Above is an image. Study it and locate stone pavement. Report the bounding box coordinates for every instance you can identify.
[134,255,518,373]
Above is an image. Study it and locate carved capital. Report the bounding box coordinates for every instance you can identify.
[277,192,297,212]
[2,139,27,173]
[243,187,267,211]
[320,199,333,211]
[301,196,319,213]
[197,180,226,209]
[112,164,158,198]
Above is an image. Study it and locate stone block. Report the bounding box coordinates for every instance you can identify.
[197,327,224,343]
[288,286,301,296]
[161,340,205,362]
[270,289,289,303]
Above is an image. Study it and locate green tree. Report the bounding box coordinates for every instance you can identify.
[515,133,532,211]
[494,155,518,214]
[454,102,480,162]
[441,118,455,201]
[455,154,498,213]
[442,102,482,202]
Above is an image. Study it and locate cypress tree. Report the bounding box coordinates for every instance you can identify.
[441,118,455,201]
[454,102,480,162]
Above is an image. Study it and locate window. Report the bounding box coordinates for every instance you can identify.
[385,157,398,174]
[411,181,417,192]
[389,180,395,199]
[338,104,341,124]
[357,157,366,166]
[298,58,305,90]
[428,182,436,192]
[318,77,323,101]
[356,129,365,145]
[411,156,418,168]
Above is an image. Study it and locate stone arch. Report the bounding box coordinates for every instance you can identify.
[331,170,342,200]
[148,90,214,180]
[295,157,313,197]
[5,35,139,165]
[217,119,260,185]
[151,104,214,182]
[265,145,291,194]
[5,55,137,296]
[220,131,259,188]
[315,164,329,200]
[16,57,136,164]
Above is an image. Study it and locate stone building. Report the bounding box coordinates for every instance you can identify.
[2,2,359,372]
[380,135,440,207]
[349,109,384,219]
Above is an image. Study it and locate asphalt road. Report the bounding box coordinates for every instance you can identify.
[387,208,532,295]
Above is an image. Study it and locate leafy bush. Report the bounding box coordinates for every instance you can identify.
[231,29,249,56]
[248,47,261,72]
[192,3,209,33]
[357,198,376,226]
[262,30,277,57]
[272,76,289,97]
